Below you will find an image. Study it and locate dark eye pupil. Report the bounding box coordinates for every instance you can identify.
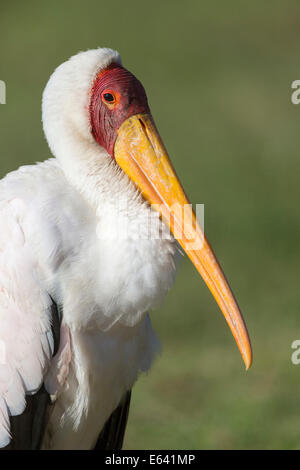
[103,93,114,102]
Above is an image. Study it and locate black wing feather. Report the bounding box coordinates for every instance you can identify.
[93,391,132,450]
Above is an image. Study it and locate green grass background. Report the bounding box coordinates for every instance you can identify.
[1,0,300,449]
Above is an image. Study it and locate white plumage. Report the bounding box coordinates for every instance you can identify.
[0,48,178,449]
[0,46,253,450]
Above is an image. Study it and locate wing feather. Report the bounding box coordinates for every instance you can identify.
[93,391,131,450]
[0,199,56,447]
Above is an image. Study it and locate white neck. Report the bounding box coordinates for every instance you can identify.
[41,47,141,212]
[57,130,142,216]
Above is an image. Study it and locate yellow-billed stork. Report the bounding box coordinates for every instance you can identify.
[0,48,252,450]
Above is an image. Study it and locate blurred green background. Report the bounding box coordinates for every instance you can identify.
[1,0,300,449]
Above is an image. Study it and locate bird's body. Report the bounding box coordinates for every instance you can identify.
[0,157,176,449]
[0,47,252,449]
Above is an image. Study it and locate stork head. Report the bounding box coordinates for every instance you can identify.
[43,48,252,370]
[89,63,149,156]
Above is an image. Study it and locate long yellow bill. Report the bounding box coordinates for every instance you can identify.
[114,113,252,370]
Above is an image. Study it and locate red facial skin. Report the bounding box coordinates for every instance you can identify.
[90,63,150,157]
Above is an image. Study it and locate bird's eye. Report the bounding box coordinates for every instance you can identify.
[103,93,115,102]
[101,90,119,108]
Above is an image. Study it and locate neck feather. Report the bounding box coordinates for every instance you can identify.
[56,130,144,214]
